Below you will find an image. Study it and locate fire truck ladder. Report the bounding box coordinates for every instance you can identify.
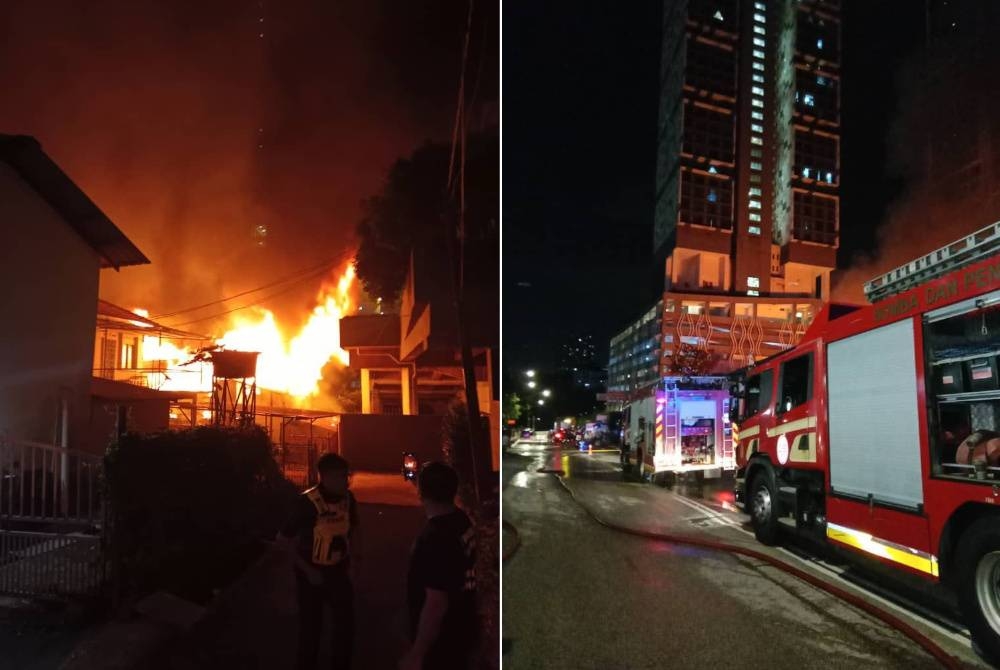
[663,381,680,463]
[864,220,1000,303]
[721,397,735,471]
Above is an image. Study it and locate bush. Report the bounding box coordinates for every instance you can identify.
[103,426,299,604]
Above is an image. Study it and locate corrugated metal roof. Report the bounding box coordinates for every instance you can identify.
[0,134,149,269]
[96,299,210,340]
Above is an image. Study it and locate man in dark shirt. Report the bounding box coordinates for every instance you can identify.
[278,453,360,670]
[401,461,478,670]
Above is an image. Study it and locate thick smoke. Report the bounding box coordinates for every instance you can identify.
[833,24,1000,304]
[0,0,489,335]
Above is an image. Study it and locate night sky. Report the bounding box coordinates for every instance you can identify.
[503,1,926,376]
[0,0,497,329]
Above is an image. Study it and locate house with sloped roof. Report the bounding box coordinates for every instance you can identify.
[0,134,148,449]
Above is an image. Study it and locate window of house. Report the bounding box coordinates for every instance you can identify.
[751,148,762,158]
[754,25,766,35]
[749,187,762,196]
[751,110,764,120]
[752,99,764,108]
[753,73,765,83]
[751,123,764,133]
[749,224,762,235]
[747,276,760,288]
[749,212,761,222]
[778,353,812,413]
[753,62,765,72]
[750,136,763,146]
[803,93,815,107]
[101,334,118,376]
[749,199,761,209]
[754,37,766,47]
[753,49,765,59]
[121,337,138,370]
[747,289,760,296]
[754,12,766,23]
[751,161,762,171]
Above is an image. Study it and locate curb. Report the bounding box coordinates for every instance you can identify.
[551,472,965,670]
[501,520,521,562]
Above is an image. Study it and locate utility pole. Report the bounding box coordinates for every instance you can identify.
[445,0,487,508]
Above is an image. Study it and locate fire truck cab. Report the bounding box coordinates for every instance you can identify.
[732,221,1000,660]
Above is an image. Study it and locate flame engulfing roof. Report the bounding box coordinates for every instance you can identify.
[0,134,149,269]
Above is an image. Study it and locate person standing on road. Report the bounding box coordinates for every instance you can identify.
[400,462,478,670]
[620,438,631,469]
[278,453,361,670]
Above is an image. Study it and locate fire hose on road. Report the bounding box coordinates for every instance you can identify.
[545,469,965,670]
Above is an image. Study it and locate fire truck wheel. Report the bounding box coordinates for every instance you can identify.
[749,471,779,545]
[956,517,1000,664]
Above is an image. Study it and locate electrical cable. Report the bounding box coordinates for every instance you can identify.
[152,249,354,321]
[166,262,344,328]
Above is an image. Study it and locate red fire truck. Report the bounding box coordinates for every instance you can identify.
[732,222,1000,659]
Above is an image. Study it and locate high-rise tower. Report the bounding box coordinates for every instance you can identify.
[653,0,840,371]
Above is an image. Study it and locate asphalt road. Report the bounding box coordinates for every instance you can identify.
[502,440,988,670]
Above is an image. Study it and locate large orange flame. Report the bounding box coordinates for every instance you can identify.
[141,263,356,402]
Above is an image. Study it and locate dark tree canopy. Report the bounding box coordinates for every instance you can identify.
[354,128,499,300]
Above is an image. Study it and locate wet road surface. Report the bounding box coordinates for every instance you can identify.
[502,440,989,670]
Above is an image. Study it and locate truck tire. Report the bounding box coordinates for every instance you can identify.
[749,470,780,545]
[956,517,1000,664]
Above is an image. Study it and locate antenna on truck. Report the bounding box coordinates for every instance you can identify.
[864,220,1000,303]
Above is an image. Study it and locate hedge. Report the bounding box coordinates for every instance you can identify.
[103,426,299,605]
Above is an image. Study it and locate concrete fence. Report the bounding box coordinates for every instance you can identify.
[337,414,447,472]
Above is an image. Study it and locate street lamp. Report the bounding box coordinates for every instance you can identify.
[537,399,545,406]
[542,389,551,397]
[526,370,536,378]
[527,381,537,389]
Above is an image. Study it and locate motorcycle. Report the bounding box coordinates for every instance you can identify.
[402,452,419,483]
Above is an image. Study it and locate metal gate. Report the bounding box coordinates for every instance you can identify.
[0,438,106,597]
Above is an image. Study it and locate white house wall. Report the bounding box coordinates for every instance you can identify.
[0,162,100,447]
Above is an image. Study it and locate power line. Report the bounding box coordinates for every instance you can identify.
[167,264,345,328]
[152,250,355,321]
